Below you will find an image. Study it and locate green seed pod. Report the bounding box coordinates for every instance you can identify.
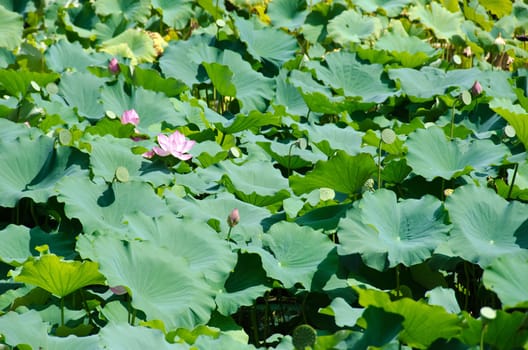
[292,324,316,350]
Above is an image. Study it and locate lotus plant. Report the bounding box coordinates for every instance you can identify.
[144,130,196,161]
[226,208,239,241]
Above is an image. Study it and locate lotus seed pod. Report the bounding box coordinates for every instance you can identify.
[292,324,316,350]
[381,128,396,144]
[480,306,497,321]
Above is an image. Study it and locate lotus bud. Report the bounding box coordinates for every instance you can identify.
[110,285,128,295]
[471,81,482,96]
[108,58,120,74]
[463,46,472,57]
[227,208,240,227]
[494,34,506,46]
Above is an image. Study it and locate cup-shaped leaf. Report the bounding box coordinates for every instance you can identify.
[444,185,528,267]
[338,189,449,271]
[14,254,105,298]
[406,127,509,181]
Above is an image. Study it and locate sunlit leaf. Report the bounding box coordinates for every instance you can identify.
[14,254,105,297]
[327,9,382,45]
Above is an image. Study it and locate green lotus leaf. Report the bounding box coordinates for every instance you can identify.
[300,122,364,157]
[272,69,309,116]
[338,190,449,271]
[267,0,308,30]
[406,127,509,181]
[425,287,461,314]
[480,0,512,18]
[14,254,105,297]
[160,35,220,86]
[306,51,396,103]
[217,110,282,134]
[0,135,89,207]
[220,159,291,206]
[257,139,326,170]
[81,236,216,330]
[389,67,515,101]
[0,47,15,67]
[165,191,271,242]
[444,185,528,267]
[99,323,187,349]
[289,69,361,114]
[290,151,377,196]
[57,176,171,234]
[320,297,363,327]
[124,213,237,289]
[45,39,108,73]
[355,287,463,349]
[374,21,438,68]
[60,2,99,38]
[482,310,528,349]
[0,118,38,142]
[101,82,186,128]
[48,334,100,350]
[191,140,228,168]
[483,251,528,308]
[194,333,257,350]
[216,253,270,315]
[0,224,32,265]
[203,62,236,97]
[354,0,411,17]
[222,50,275,113]
[327,9,382,45]
[100,28,157,65]
[296,204,348,231]
[128,66,187,97]
[0,310,47,350]
[408,2,465,40]
[152,0,194,29]
[490,98,528,149]
[94,0,151,23]
[89,135,171,186]
[234,14,298,66]
[246,221,335,289]
[59,71,106,120]
[0,5,23,50]
[0,69,59,98]
[349,306,404,349]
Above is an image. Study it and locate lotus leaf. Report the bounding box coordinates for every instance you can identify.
[444,185,528,267]
[338,189,449,271]
[483,251,528,308]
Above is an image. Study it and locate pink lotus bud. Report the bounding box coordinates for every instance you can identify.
[110,285,127,295]
[108,58,120,74]
[471,81,483,96]
[121,109,140,126]
[227,208,240,227]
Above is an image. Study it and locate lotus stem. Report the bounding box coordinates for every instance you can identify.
[60,297,65,327]
[507,163,519,200]
[378,139,383,189]
[450,105,455,140]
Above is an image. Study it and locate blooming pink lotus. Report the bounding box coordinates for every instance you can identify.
[152,130,195,160]
[121,109,140,126]
[108,58,120,74]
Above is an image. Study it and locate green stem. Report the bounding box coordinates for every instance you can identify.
[287,142,295,177]
[508,163,519,200]
[250,305,259,345]
[480,324,488,350]
[450,105,456,140]
[395,265,401,297]
[463,262,470,311]
[226,226,233,241]
[60,297,65,327]
[378,139,383,189]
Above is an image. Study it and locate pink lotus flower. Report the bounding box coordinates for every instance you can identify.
[152,130,195,160]
[121,109,140,126]
[108,58,120,74]
[227,208,240,227]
